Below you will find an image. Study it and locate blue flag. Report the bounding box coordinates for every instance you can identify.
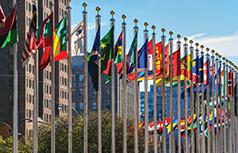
[138,39,148,69]
[88,26,100,91]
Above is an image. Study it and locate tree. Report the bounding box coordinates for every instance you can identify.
[38,111,153,152]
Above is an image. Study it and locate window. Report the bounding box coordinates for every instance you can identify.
[28,2,31,12]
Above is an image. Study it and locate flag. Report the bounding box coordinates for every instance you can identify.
[198,56,204,83]
[180,53,192,81]
[148,40,163,75]
[192,57,200,83]
[128,39,148,80]
[171,48,181,78]
[228,70,233,96]
[54,17,68,61]
[38,14,53,70]
[0,5,6,28]
[71,21,84,56]
[0,5,17,48]
[114,31,123,74]
[88,26,100,91]
[101,26,114,76]
[204,59,210,85]
[21,4,37,67]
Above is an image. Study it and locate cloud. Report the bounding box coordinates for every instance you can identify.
[188,33,206,40]
[71,21,109,31]
[191,33,238,57]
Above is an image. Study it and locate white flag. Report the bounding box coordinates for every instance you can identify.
[71,21,84,56]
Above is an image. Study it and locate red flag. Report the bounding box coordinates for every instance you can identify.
[39,47,52,70]
[21,4,37,66]
[38,14,53,70]
[147,40,163,75]
[37,13,53,49]
[228,70,233,96]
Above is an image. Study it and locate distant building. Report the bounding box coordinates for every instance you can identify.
[0,0,70,138]
[71,55,116,113]
[140,84,186,121]
[71,55,135,118]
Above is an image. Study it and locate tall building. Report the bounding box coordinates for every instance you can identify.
[71,55,136,118]
[0,0,70,138]
[140,84,186,121]
[71,55,114,113]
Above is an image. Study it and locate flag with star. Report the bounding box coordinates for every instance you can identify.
[101,26,114,76]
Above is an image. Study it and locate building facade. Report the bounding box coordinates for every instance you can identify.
[0,0,70,138]
[71,55,113,113]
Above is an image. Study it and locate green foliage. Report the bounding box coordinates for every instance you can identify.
[37,111,152,153]
[0,112,154,152]
[0,136,32,153]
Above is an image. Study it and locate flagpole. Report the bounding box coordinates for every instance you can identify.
[189,40,194,153]
[228,63,233,153]
[66,4,73,153]
[143,22,149,153]
[33,1,39,153]
[230,62,236,153]
[176,34,182,153]
[110,10,116,153]
[218,54,223,153]
[134,19,139,153]
[96,7,102,153]
[122,14,127,153]
[205,48,211,153]
[215,52,220,153]
[222,57,227,153]
[82,3,88,153]
[151,25,158,153]
[183,37,189,153]
[211,49,216,153]
[195,43,200,153]
[12,0,18,152]
[161,28,167,153]
[200,45,206,153]
[168,31,174,153]
[50,2,56,153]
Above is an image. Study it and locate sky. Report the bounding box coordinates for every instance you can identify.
[70,0,238,63]
[70,0,238,90]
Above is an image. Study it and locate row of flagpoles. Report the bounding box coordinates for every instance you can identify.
[1,1,238,153]
[81,2,238,153]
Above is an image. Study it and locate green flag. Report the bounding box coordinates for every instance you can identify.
[101,26,114,76]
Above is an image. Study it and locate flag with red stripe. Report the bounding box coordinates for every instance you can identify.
[21,4,37,67]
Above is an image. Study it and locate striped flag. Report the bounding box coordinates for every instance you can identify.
[21,4,37,67]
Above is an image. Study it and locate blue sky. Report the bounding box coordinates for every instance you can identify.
[70,0,238,64]
[70,0,238,91]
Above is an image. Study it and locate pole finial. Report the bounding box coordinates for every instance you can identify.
[177,34,181,39]
[184,37,188,42]
[152,25,156,30]
[144,22,148,27]
[122,14,126,19]
[96,7,100,12]
[189,40,193,44]
[110,10,115,16]
[83,2,87,8]
[211,49,215,53]
[195,43,199,47]
[134,18,138,24]
[206,48,209,52]
[169,31,173,35]
[200,45,204,49]
[161,28,166,33]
